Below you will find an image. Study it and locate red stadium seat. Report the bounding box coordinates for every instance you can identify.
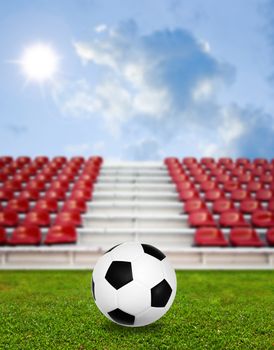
[171,173,189,183]
[223,180,240,193]
[231,167,244,177]
[34,156,49,167]
[237,173,252,184]
[62,199,87,214]
[240,199,262,214]
[266,228,274,246]
[236,158,249,166]
[16,156,31,166]
[251,210,274,228]
[44,225,77,244]
[204,189,225,202]
[0,209,19,227]
[229,228,263,247]
[88,156,103,165]
[6,198,30,213]
[55,210,82,226]
[44,188,67,201]
[215,174,232,184]
[219,210,249,227]
[13,172,31,183]
[260,174,273,184]
[188,210,216,227]
[164,157,179,165]
[52,156,67,165]
[268,200,274,212]
[0,187,14,201]
[70,188,92,201]
[251,167,264,177]
[71,156,85,165]
[18,189,40,201]
[200,180,218,192]
[8,225,42,245]
[178,189,199,201]
[182,157,197,165]
[218,158,233,165]
[230,189,250,202]
[195,227,228,247]
[50,180,70,192]
[255,189,273,202]
[212,198,235,214]
[184,199,207,213]
[176,181,194,192]
[0,171,8,182]
[0,227,7,245]
[254,158,268,166]
[35,198,59,213]
[246,180,263,192]
[4,179,23,191]
[192,173,209,184]
[26,179,46,192]
[0,156,13,165]
[24,209,51,227]
[73,180,94,192]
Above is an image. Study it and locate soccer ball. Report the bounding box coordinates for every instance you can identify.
[91,241,176,327]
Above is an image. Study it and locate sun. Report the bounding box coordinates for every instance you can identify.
[19,43,59,83]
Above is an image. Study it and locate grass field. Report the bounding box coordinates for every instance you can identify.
[0,271,273,350]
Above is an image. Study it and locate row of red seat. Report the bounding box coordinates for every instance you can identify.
[184,198,274,214]
[180,157,274,166]
[188,209,274,228]
[166,158,274,247]
[195,227,274,247]
[0,225,76,245]
[0,156,103,245]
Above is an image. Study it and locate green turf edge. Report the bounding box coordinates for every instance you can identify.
[0,270,273,350]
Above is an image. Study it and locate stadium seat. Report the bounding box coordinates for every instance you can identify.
[4,179,23,191]
[255,189,273,202]
[184,198,207,213]
[0,209,19,227]
[192,173,209,184]
[24,209,51,227]
[188,210,216,227]
[71,156,85,165]
[62,199,87,214]
[55,210,82,226]
[178,189,199,201]
[215,174,232,184]
[266,228,274,246]
[182,157,197,165]
[254,158,268,166]
[0,227,7,245]
[194,227,228,247]
[70,188,92,201]
[0,156,13,165]
[44,225,77,244]
[34,198,59,213]
[34,156,49,167]
[16,156,31,166]
[52,156,67,165]
[73,180,94,192]
[240,199,262,214]
[18,189,40,201]
[6,198,30,213]
[200,180,218,192]
[176,181,194,192]
[14,172,31,183]
[219,210,249,227]
[237,173,252,184]
[0,171,8,182]
[44,188,67,201]
[260,174,273,184]
[268,200,274,212]
[50,180,70,192]
[8,225,42,245]
[223,180,241,193]
[204,188,225,202]
[247,181,263,192]
[229,228,263,247]
[0,187,14,201]
[230,189,250,202]
[236,158,249,166]
[251,210,274,228]
[26,179,46,192]
[218,158,233,165]
[212,198,235,214]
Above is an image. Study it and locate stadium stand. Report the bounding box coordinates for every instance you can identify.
[0,156,273,269]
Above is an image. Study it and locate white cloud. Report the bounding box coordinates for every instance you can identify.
[52,20,274,160]
[94,24,108,33]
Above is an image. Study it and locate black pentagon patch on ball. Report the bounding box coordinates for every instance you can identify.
[108,308,135,326]
[105,261,133,289]
[92,278,95,300]
[142,244,166,261]
[151,279,172,307]
[104,243,121,254]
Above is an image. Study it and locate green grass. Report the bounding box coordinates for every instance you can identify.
[0,271,273,350]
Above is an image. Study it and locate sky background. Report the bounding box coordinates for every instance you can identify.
[1,0,274,160]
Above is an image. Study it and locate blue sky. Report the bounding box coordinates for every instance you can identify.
[0,0,274,160]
